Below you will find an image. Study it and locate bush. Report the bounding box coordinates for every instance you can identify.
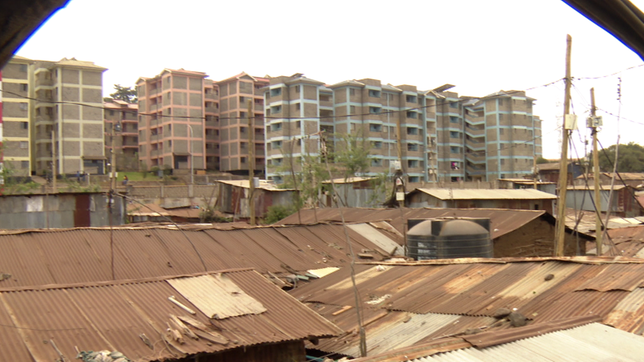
[263,205,296,224]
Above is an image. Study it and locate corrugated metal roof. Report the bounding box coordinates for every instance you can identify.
[215,179,294,191]
[291,258,644,358]
[348,224,404,256]
[0,270,342,362]
[410,322,644,362]
[167,274,267,319]
[414,188,557,200]
[0,224,392,288]
[278,208,548,240]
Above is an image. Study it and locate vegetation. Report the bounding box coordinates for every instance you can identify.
[263,204,297,224]
[591,142,644,173]
[107,84,137,103]
[536,156,550,164]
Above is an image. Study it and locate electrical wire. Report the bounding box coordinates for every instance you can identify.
[575,63,644,80]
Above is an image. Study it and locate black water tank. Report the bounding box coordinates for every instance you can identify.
[407,218,493,260]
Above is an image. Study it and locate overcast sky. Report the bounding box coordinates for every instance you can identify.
[15,0,644,159]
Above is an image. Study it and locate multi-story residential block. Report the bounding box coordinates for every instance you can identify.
[1,56,33,176]
[263,74,327,182]
[104,100,138,171]
[136,69,208,172]
[466,90,542,180]
[203,79,220,170]
[30,57,107,176]
[216,72,267,175]
[0,70,3,178]
[263,77,541,183]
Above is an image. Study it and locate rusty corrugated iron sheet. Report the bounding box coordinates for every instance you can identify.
[278,208,548,240]
[0,270,342,362]
[0,224,391,288]
[290,258,644,358]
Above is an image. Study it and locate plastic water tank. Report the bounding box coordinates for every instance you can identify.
[407,218,493,260]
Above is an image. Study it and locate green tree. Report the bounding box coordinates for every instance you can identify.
[591,142,644,172]
[109,84,137,103]
[536,156,550,164]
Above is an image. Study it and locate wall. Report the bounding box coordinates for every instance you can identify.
[0,192,125,229]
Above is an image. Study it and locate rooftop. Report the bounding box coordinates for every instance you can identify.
[289,257,644,358]
[0,269,341,362]
[412,188,557,200]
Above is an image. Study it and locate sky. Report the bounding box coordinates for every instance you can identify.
[15,0,644,159]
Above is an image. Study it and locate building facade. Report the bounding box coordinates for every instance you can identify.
[136,69,208,172]
[216,72,267,175]
[104,100,138,171]
[0,56,32,176]
[264,78,542,184]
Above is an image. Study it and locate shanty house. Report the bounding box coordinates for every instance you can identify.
[566,185,644,217]
[0,191,125,229]
[321,177,383,208]
[0,269,342,362]
[215,179,296,219]
[406,188,556,213]
[290,257,644,360]
[575,172,644,188]
[278,208,590,257]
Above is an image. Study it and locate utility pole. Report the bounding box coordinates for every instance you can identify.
[555,35,573,256]
[247,99,256,226]
[590,88,602,255]
[110,119,117,190]
[533,155,538,190]
[51,129,57,191]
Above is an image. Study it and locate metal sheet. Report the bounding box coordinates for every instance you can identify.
[168,274,266,319]
[415,189,557,201]
[348,224,403,256]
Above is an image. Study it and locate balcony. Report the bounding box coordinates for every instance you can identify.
[465,126,485,137]
[465,137,486,152]
[465,152,486,164]
[466,164,486,176]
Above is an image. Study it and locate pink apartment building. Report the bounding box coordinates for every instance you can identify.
[136,69,210,172]
[215,72,267,175]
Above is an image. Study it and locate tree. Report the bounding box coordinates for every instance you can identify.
[536,156,550,164]
[591,142,644,173]
[109,84,137,103]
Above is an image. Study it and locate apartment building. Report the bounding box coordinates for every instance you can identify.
[469,90,542,180]
[104,100,138,171]
[203,79,219,170]
[136,69,208,172]
[0,56,32,176]
[29,57,108,176]
[263,74,327,181]
[263,77,541,183]
[216,72,267,175]
[0,70,3,178]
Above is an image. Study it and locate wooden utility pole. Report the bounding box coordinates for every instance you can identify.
[247,99,256,226]
[110,120,117,190]
[533,155,538,190]
[51,129,57,191]
[555,35,573,256]
[590,88,602,255]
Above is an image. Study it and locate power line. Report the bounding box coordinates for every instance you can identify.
[575,63,644,80]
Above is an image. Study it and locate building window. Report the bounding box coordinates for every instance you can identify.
[371,159,383,167]
[21,84,28,92]
[369,107,381,114]
[20,64,27,72]
[407,160,419,168]
[270,88,282,97]
[294,85,300,93]
[373,141,382,149]
[368,90,381,98]
[406,127,418,135]
[369,124,382,132]
[501,159,505,165]
[20,122,28,130]
[168,140,172,147]
[240,111,246,119]
[407,143,419,151]
[449,102,458,109]
[271,123,282,132]
[499,128,504,135]
[20,141,28,149]
[498,99,504,106]
[241,157,246,163]
[450,146,459,153]
[19,103,28,110]
[450,131,459,138]
[450,116,459,123]
[350,88,356,96]
[406,111,418,119]
[406,95,417,103]
[271,105,281,114]
[350,106,356,114]
[320,94,330,102]
[296,120,301,128]
[451,161,460,170]
[296,103,301,111]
